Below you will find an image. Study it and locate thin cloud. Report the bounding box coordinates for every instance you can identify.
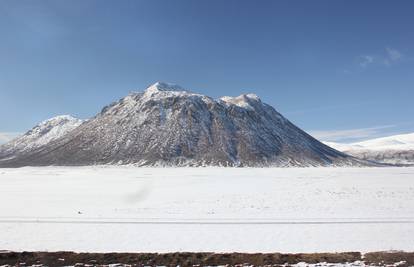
[308,125,395,142]
[359,55,374,68]
[0,132,20,144]
[386,47,402,61]
[357,47,404,69]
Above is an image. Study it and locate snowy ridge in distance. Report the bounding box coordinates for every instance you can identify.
[324,133,414,165]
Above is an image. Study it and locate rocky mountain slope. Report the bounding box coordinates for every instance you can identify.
[325,133,414,165]
[0,115,83,161]
[0,82,369,167]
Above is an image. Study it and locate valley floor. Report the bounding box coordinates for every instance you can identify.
[0,167,413,253]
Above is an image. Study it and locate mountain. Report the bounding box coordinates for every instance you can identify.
[0,82,369,167]
[0,115,83,161]
[325,133,414,165]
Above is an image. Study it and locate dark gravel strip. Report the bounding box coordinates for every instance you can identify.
[1,251,413,267]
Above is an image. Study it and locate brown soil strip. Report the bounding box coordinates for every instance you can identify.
[0,251,412,267]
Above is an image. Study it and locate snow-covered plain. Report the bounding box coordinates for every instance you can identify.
[0,167,414,253]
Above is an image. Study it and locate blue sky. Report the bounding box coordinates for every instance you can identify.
[0,0,413,144]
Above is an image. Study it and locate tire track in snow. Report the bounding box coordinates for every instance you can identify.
[1,218,414,225]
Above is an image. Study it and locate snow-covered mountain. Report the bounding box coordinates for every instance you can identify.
[0,82,369,167]
[325,133,414,165]
[0,115,83,160]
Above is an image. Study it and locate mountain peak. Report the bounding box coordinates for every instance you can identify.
[144,82,189,95]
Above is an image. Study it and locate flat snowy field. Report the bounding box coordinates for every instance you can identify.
[0,167,413,253]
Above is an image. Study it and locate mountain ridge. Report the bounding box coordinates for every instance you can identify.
[0,115,83,161]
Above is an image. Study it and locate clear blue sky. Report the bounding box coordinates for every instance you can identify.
[0,0,413,143]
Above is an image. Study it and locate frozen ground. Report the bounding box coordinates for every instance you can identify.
[0,263,409,267]
[0,167,413,252]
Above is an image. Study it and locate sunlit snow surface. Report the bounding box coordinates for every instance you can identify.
[0,167,414,252]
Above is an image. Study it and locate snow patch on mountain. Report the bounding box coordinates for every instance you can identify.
[220,94,260,110]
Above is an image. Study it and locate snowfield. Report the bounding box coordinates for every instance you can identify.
[0,167,414,253]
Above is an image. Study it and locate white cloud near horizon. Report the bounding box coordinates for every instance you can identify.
[308,125,396,142]
[0,132,21,144]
